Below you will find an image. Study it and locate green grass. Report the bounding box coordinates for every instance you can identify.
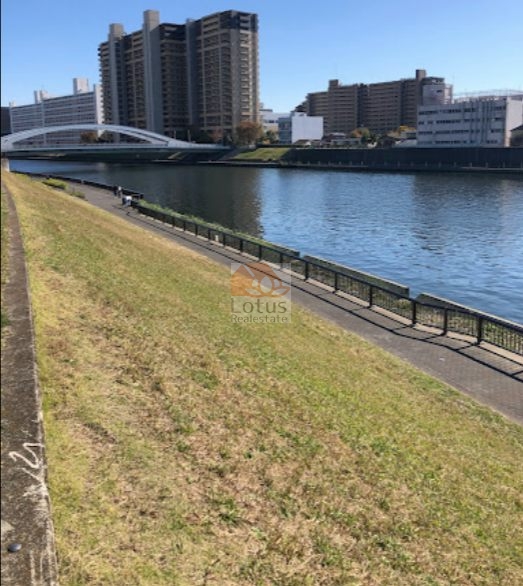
[41,178,85,199]
[233,147,290,161]
[42,178,67,190]
[6,172,523,585]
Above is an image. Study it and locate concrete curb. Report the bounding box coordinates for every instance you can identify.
[1,184,58,585]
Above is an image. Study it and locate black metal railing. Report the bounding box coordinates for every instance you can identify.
[25,172,523,357]
[131,200,523,357]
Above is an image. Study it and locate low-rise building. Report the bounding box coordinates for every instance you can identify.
[511,124,523,146]
[9,78,103,146]
[259,108,289,135]
[417,92,523,147]
[278,112,323,144]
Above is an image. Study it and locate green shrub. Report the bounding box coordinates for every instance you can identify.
[42,178,67,190]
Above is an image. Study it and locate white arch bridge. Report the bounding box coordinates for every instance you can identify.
[1,124,225,152]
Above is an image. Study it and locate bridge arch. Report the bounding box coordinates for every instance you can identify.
[1,124,208,151]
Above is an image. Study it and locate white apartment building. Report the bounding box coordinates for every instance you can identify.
[278,112,323,144]
[417,93,523,147]
[9,78,103,146]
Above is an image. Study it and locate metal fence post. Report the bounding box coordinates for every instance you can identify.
[305,261,309,281]
[334,272,339,291]
[443,309,449,335]
[411,301,417,325]
[477,317,484,345]
[369,286,373,308]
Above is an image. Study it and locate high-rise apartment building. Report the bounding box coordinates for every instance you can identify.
[303,70,438,135]
[9,78,103,145]
[99,9,259,140]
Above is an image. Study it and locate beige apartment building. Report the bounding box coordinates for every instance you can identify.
[99,9,259,140]
[303,69,433,135]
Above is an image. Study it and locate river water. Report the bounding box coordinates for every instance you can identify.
[10,160,523,324]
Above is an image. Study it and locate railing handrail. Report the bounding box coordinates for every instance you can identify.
[131,199,522,354]
[24,171,523,356]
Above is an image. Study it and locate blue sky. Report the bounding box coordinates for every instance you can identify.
[2,0,522,110]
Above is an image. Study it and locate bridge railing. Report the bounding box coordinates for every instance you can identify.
[24,172,523,357]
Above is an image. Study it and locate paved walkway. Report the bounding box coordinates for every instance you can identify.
[1,186,58,585]
[70,181,522,426]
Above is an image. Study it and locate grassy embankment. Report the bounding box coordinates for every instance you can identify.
[233,147,290,161]
[5,172,523,585]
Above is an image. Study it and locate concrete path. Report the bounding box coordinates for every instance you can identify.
[71,181,522,426]
[1,186,58,585]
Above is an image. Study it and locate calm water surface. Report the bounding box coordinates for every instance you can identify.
[11,160,523,324]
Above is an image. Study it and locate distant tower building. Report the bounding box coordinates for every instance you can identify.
[98,9,259,140]
[9,78,103,146]
[360,69,426,134]
[304,69,439,135]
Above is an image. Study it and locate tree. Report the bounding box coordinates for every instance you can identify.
[80,131,98,144]
[97,131,115,143]
[350,127,371,140]
[262,130,278,144]
[391,125,416,138]
[234,121,263,146]
[210,128,224,144]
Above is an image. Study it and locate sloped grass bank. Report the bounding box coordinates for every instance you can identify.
[6,172,523,585]
[233,147,290,161]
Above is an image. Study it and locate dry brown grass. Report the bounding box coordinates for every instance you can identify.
[6,172,523,585]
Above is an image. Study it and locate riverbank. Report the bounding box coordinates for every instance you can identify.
[4,172,523,584]
[8,159,523,324]
[202,158,523,174]
[201,145,523,174]
[6,145,523,174]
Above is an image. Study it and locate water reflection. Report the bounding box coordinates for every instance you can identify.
[10,160,523,323]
